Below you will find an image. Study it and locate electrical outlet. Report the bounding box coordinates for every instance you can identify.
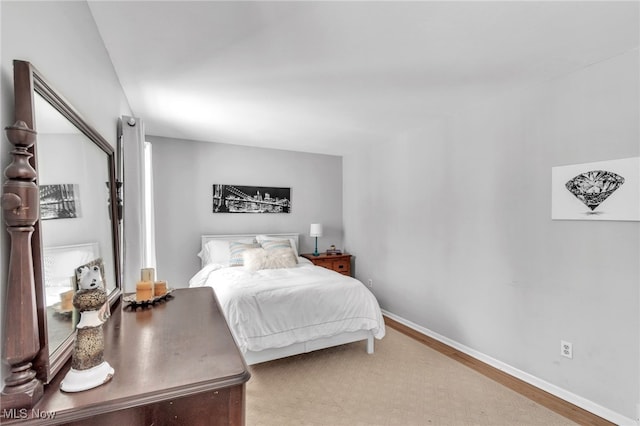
[561,340,573,359]
[367,279,373,287]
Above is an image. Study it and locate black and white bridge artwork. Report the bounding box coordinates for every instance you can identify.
[212,184,291,213]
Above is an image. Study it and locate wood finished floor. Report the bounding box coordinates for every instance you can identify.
[384,316,615,426]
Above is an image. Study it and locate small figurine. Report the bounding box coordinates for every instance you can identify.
[60,264,114,392]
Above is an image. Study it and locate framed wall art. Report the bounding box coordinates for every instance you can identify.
[551,157,639,221]
[213,184,291,213]
[40,183,81,220]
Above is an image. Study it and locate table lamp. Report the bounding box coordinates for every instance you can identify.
[310,223,323,256]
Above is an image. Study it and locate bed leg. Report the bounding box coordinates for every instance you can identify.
[366,335,374,354]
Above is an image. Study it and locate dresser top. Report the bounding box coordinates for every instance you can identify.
[6,287,250,424]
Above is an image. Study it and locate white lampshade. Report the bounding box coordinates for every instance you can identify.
[309,223,323,237]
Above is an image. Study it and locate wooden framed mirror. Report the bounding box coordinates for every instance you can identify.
[1,60,121,407]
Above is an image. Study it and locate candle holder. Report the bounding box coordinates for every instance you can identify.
[123,289,174,310]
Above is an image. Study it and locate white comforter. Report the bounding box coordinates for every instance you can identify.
[189,259,385,353]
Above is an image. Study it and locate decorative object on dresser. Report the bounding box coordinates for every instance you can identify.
[309,223,323,256]
[124,268,174,309]
[123,290,174,309]
[154,280,168,296]
[136,268,156,301]
[1,60,122,410]
[60,262,114,392]
[0,288,250,425]
[301,252,352,276]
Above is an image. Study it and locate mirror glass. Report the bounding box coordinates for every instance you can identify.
[34,94,117,357]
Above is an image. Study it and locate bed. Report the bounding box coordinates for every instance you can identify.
[188,233,385,365]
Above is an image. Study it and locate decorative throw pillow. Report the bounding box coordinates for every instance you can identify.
[264,248,298,269]
[259,239,299,262]
[243,247,297,272]
[229,242,261,266]
[256,234,298,257]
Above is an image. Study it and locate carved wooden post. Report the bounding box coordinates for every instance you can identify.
[1,120,43,409]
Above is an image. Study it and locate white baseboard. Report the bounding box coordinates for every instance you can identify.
[382,309,638,426]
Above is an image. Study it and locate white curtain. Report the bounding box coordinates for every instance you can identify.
[143,141,157,269]
[120,116,156,293]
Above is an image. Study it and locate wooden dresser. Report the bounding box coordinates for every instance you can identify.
[1,287,250,425]
[301,253,352,276]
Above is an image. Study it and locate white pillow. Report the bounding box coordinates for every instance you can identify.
[244,247,298,272]
[197,238,255,266]
[255,235,299,258]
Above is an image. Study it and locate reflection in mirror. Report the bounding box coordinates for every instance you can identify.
[34,94,117,357]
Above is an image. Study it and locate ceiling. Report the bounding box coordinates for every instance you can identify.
[88,1,638,155]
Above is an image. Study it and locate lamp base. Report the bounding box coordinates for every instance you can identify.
[313,237,319,256]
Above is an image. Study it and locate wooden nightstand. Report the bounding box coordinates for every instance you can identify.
[302,253,352,276]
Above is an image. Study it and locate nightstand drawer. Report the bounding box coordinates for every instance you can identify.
[301,253,352,277]
[332,259,350,275]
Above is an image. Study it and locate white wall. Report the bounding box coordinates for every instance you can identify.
[1,0,132,385]
[148,135,343,288]
[344,48,640,422]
